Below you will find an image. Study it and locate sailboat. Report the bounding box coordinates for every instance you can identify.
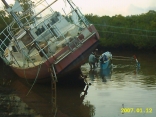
[0,0,99,81]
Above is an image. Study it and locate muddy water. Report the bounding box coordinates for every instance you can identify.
[0,51,156,117]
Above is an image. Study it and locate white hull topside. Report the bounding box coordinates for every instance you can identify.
[0,0,99,79]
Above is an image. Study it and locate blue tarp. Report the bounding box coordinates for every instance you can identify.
[100,61,110,69]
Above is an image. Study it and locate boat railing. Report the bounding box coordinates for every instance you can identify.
[18,24,70,60]
[0,18,36,66]
[0,25,15,64]
[0,39,6,55]
[0,25,14,53]
[10,2,90,47]
[25,8,92,62]
[76,7,90,26]
[65,7,90,27]
[18,29,82,65]
[20,15,33,28]
[0,15,32,43]
[17,12,77,48]
[0,0,92,66]
[0,26,90,67]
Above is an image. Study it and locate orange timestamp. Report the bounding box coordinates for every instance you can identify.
[121,108,152,113]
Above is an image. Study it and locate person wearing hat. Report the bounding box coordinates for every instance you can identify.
[88,52,96,70]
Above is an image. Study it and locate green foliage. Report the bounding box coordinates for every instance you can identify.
[0,0,33,42]
[85,10,156,50]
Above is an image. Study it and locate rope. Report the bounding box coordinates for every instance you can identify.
[112,58,134,61]
[96,30,156,38]
[94,24,156,38]
[113,56,133,59]
[54,108,57,117]
[24,68,31,85]
[94,24,156,33]
[23,58,32,85]
[112,56,134,61]
[26,61,42,96]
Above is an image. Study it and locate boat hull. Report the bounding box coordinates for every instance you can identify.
[11,31,99,80]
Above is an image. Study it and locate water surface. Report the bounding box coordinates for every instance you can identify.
[0,51,156,117]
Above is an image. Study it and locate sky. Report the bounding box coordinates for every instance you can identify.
[0,0,156,16]
[72,0,156,16]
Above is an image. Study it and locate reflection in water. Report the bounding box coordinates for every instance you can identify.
[88,63,113,83]
[56,82,95,117]
[1,52,156,117]
[0,71,96,117]
[81,85,95,117]
[0,67,41,116]
[81,52,156,117]
[89,70,96,81]
[0,63,35,117]
[100,64,113,82]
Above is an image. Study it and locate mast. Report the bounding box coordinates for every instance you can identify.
[66,0,87,27]
[1,0,24,28]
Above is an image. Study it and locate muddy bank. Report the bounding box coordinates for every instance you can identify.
[0,62,42,117]
[0,80,42,117]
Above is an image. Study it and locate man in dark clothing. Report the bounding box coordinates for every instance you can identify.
[88,52,96,69]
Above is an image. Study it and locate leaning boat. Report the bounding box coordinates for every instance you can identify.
[0,0,99,81]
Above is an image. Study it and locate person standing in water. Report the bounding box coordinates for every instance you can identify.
[88,52,96,70]
[94,49,99,67]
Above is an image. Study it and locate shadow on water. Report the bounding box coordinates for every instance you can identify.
[0,63,95,117]
[0,62,41,117]
[82,62,113,83]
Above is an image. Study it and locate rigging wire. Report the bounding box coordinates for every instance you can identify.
[93,24,156,38]
[34,0,45,6]
[96,30,156,38]
[94,24,156,33]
